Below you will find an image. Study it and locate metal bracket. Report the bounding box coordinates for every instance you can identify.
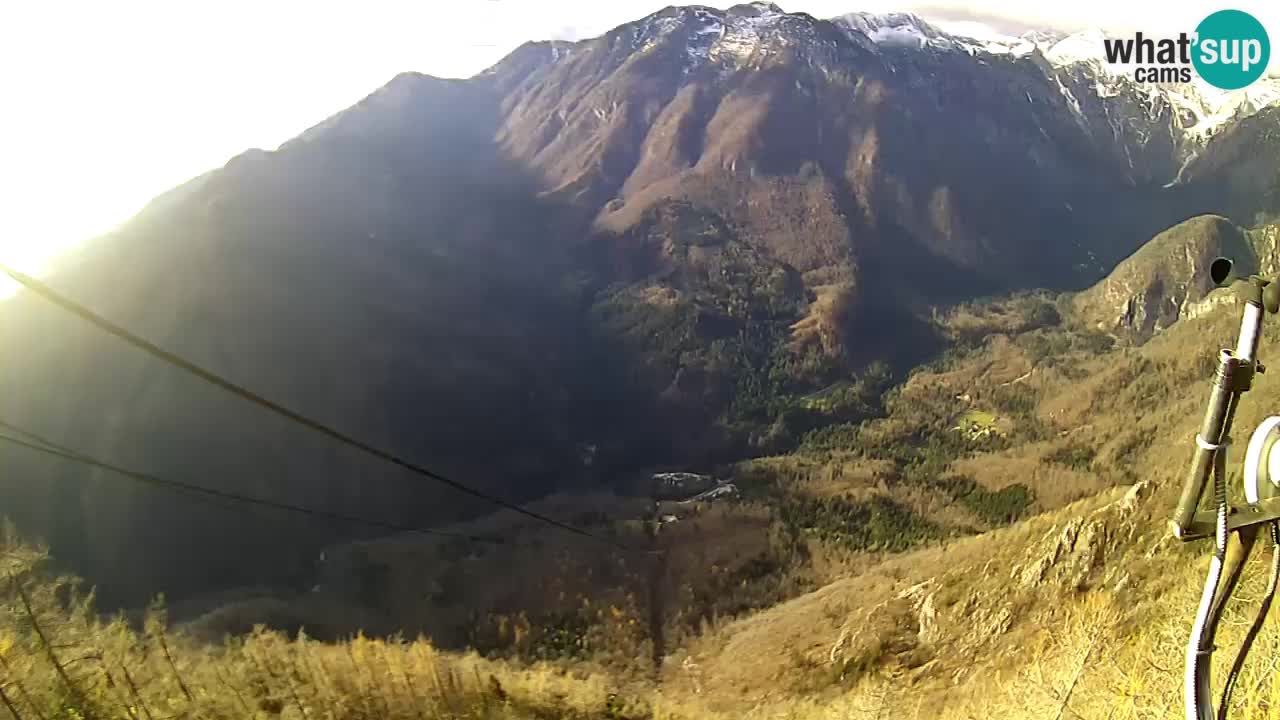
[1231,361,1257,393]
[1175,497,1280,541]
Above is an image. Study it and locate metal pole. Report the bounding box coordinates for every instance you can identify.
[1173,351,1241,536]
[1181,289,1267,720]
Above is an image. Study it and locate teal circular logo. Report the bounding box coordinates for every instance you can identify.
[1192,10,1270,90]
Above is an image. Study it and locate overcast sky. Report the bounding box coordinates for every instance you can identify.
[1,0,1276,284]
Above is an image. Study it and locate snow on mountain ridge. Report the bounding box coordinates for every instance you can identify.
[710,3,790,66]
[548,4,1279,151]
[838,12,939,39]
[836,11,974,51]
[841,14,1280,139]
[624,2,836,72]
[954,34,1035,57]
[1021,29,1069,46]
[1044,29,1114,69]
[1169,77,1280,139]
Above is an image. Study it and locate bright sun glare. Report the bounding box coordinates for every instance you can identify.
[0,0,1275,301]
[0,0,531,298]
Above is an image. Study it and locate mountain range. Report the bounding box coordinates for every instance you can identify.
[1,1,1278,607]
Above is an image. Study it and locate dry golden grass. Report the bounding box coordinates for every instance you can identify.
[746,454,894,501]
[645,512,1280,720]
[0,535,657,720]
[950,453,1100,509]
[789,283,858,357]
[899,333,1032,398]
[657,487,1131,710]
[16,507,1271,720]
[176,490,824,685]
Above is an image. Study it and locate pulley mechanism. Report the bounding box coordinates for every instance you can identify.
[1244,417,1280,505]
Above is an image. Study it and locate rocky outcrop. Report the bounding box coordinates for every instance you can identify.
[1255,223,1280,277]
[1012,482,1146,591]
[1074,215,1255,339]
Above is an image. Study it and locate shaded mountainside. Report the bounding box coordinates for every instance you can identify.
[2,1,1280,609]
[1177,106,1280,225]
[0,75,626,606]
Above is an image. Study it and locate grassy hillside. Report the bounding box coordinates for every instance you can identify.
[644,257,1280,718]
[0,534,655,720]
[0,457,1274,720]
[6,219,1280,719]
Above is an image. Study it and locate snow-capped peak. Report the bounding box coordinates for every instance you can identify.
[726,1,785,17]
[625,2,802,73]
[1020,29,1068,46]
[1162,76,1280,141]
[836,12,949,48]
[610,3,1280,148]
[1044,29,1112,68]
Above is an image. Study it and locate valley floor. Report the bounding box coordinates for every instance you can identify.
[8,267,1280,719]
